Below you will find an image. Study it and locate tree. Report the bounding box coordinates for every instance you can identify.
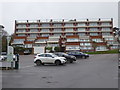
[2,36,7,52]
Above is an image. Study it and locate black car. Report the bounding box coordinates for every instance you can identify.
[54,52,76,63]
[67,51,89,59]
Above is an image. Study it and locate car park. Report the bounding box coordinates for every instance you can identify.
[54,52,76,63]
[34,53,67,66]
[67,51,89,59]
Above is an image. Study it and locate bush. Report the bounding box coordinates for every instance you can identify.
[45,47,52,50]
[86,49,118,54]
[54,47,61,52]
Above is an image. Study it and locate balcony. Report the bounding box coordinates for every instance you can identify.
[16,25,27,29]
[29,24,39,28]
[53,29,62,33]
[28,20,39,23]
[16,20,28,24]
[64,29,74,32]
[100,23,112,27]
[64,24,74,27]
[67,39,79,42]
[66,46,80,51]
[35,40,47,44]
[29,29,38,33]
[16,30,26,33]
[80,43,92,46]
[77,28,86,32]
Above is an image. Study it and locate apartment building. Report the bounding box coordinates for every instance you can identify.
[12,18,117,53]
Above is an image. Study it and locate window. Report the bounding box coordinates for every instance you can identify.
[78,33,86,36]
[89,23,98,26]
[65,33,73,36]
[77,28,86,31]
[41,24,50,27]
[53,33,62,36]
[77,23,86,26]
[41,29,49,32]
[53,24,62,27]
[104,37,114,41]
[64,24,73,27]
[89,28,98,31]
[25,44,32,48]
[96,46,107,51]
[46,54,52,57]
[90,33,98,36]
[17,34,26,36]
[29,34,37,37]
[101,23,110,26]
[92,39,103,42]
[80,39,90,42]
[102,33,111,36]
[101,28,111,31]
[13,39,25,44]
[41,34,49,37]
[29,29,38,32]
[17,24,26,28]
[47,44,59,47]
[17,29,26,32]
[66,46,80,50]
[35,39,47,43]
[53,29,62,32]
[27,39,35,41]
[38,54,45,57]
[107,41,114,44]
[65,29,74,32]
[67,38,79,42]
[80,43,91,46]
[29,24,38,27]
[80,47,93,50]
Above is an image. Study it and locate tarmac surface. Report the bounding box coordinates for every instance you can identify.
[2,54,118,88]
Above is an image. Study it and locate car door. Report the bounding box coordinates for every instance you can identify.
[38,54,46,63]
[45,54,54,63]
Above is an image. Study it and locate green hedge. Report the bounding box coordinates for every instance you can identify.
[86,49,118,54]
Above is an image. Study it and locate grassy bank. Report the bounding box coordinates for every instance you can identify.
[86,49,118,54]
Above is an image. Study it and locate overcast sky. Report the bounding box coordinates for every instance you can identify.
[0,1,118,35]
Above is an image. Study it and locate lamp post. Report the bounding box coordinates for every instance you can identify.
[113,27,120,68]
[7,36,14,69]
[7,36,11,55]
[113,27,120,47]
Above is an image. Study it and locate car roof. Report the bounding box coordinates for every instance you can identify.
[37,53,54,55]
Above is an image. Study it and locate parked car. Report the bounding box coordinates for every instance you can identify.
[24,50,31,55]
[34,53,67,66]
[67,51,89,59]
[1,52,16,61]
[54,52,76,63]
[1,52,7,60]
[0,55,4,61]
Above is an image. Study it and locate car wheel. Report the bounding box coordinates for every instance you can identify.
[55,60,61,66]
[70,60,73,63]
[36,60,42,66]
[41,63,44,65]
[83,56,87,59]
